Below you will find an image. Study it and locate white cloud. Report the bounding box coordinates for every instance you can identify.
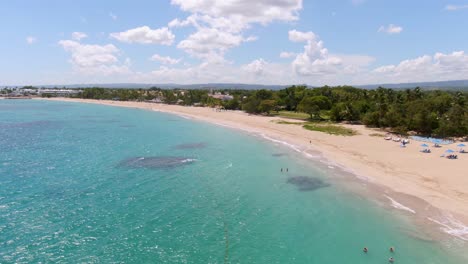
[288,29,316,42]
[110,26,175,45]
[288,30,343,76]
[150,54,181,65]
[177,27,248,61]
[445,4,468,11]
[109,12,118,20]
[371,51,468,83]
[58,40,130,75]
[280,52,296,58]
[242,59,267,75]
[168,17,193,28]
[170,1,303,63]
[26,36,37,44]
[141,59,292,85]
[170,0,302,27]
[71,32,87,41]
[378,24,403,34]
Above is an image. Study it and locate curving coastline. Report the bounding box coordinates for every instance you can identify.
[38,97,468,242]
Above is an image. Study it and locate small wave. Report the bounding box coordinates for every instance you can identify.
[302,151,321,159]
[225,163,233,169]
[384,195,416,214]
[152,109,192,119]
[260,134,302,153]
[178,115,192,120]
[181,158,197,163]
[428,215,468,241]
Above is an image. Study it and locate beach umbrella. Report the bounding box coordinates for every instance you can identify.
[445,149,455,153]
[457,143,466,147]
[420,143,429,147]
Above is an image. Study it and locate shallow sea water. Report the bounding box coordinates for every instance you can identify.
[0,100,466,263]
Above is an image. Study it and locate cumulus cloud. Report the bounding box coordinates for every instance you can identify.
[170,0,302,27]
[242,59,267,75]
[177,27,249,61]
[150,54,181,65]
[378,24,403,34]
[289,30,316,42]
[445,4,468,11]
[142,58,292,85]
[287,30,343,76]
[110,26,175,45]
[371,51,468,83]
[170,1,303,62]
[26,36,37,44]
[71,32,87,41]
[280,52,296,58]
[58,40,130,75]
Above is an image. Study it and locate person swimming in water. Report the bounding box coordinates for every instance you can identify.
[389,257,394,262]
[363,247,368,253]
[390,247,395,252]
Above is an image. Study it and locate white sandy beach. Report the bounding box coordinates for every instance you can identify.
[40,98,468,239]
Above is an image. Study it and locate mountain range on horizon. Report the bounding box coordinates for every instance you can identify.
[4,79,468,91]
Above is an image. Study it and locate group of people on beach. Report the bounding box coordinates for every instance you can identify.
[363,247,395,262]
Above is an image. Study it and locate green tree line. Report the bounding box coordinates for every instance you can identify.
[74,85,467,137]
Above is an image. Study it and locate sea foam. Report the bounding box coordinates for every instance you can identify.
[428,215,468,241]
[384,195,416,214]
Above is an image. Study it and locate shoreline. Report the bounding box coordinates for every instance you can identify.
[36,98,468,242]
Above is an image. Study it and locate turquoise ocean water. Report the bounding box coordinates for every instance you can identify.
[0,100,466,263]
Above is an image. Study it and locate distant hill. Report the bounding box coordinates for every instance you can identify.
[4,80,468,91]
[33,83,288,90]
[357,79,468,91]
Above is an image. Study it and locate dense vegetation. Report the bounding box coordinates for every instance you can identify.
[23,85,467,137]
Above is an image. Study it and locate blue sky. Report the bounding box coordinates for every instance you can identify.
[1,0,467,86]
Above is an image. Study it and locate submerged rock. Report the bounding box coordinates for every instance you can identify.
[287,176,330,191]
[118,156,196,169]
[272,153,287,157]
[174,142,207,149]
